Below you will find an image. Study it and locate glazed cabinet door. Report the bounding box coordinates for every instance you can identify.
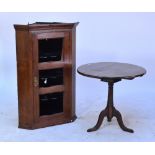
[31,31,72,127]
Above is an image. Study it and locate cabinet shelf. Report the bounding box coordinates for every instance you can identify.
[38,61,65,70]
[39,85,64,95]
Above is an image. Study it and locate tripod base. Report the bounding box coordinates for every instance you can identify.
[87,106,134,133]
[87,80,134,133]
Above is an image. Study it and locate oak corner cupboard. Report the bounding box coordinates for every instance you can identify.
[14,22,79,129]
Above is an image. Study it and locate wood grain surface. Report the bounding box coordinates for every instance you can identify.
[77,62,146,80]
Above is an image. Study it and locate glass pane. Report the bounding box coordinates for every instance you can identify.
[39,92,63,116]
[39,68,63,87]
[39,38,63,62]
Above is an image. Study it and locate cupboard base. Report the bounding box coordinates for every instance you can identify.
[18,115,77,130]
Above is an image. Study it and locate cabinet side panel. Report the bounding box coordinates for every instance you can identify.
[64,29,76,120]
[71,28,76,119]
[15,29,34,129]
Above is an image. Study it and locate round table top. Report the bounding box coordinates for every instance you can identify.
[77,62,146,80]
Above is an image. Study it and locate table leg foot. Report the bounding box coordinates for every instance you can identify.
[113,108,134,133]
[87,109,107,132]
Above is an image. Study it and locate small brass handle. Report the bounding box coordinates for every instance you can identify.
[34,76,38,87]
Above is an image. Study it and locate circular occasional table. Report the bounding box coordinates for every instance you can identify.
[77,62,146,133]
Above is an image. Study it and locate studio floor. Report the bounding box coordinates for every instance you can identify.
[0,80,155,142]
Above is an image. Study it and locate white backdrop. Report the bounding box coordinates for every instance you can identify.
[0,13,155,141]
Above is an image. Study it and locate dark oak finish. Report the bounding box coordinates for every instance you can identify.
[39,85,64,95]
[14,22,79,129]
[77,62,146,133]
[77,62,146,80]
[38,61,65,70]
